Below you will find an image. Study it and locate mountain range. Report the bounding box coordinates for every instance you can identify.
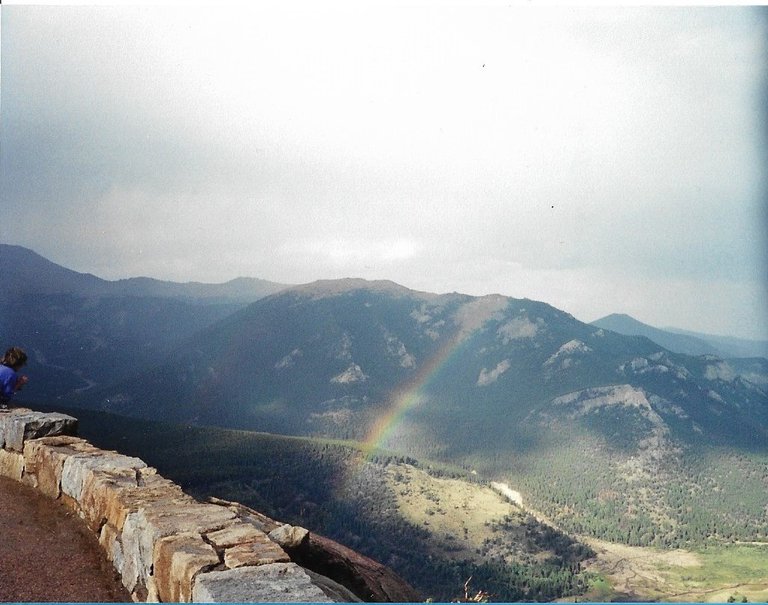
[72,274,767,455]
[0,244,288,399]
[4,243,768,588]
[2,244,289,303]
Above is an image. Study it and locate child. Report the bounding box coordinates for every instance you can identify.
[0,347,29,408]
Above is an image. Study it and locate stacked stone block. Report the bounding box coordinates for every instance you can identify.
[0,408,341,603]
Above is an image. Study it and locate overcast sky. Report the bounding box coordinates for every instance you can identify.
[2,3,766,339]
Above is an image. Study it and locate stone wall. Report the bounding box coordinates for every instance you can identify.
[0,408,413,603]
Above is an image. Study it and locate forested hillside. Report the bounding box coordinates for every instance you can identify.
[49,405,596,602]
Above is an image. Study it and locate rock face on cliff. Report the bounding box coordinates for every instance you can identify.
[0,408,419,603]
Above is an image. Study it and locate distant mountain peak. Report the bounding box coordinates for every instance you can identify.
[590,313,768,359]
[0,243,106,296]
[287,278,439,300]
[594,313,646,326]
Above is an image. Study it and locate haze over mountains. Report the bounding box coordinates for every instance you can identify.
[2,243,289,302]
[4,244,768,563]
[1,244,289,399]
[5,243,767,447]
[591,313,768,359]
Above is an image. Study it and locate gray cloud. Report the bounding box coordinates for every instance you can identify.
[1,5,766,339]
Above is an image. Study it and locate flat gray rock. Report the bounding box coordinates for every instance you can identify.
[192,563,335,603]
[0,410,78,451]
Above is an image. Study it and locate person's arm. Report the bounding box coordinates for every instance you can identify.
[1,374,17,399]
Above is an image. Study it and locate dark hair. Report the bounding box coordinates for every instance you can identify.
[2,347,28,369]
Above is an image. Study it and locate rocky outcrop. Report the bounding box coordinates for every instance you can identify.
[0,408,419,603]
[209,497,422,603]
[285,533,422,603]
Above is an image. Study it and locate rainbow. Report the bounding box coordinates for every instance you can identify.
[358,332,469,460]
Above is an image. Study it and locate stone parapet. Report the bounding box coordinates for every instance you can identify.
[0,408,366,603]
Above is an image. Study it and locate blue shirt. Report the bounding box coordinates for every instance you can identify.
[0,364,19,402]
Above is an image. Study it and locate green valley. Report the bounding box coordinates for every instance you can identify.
[8,249,768,602]
[33,404,768,602]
